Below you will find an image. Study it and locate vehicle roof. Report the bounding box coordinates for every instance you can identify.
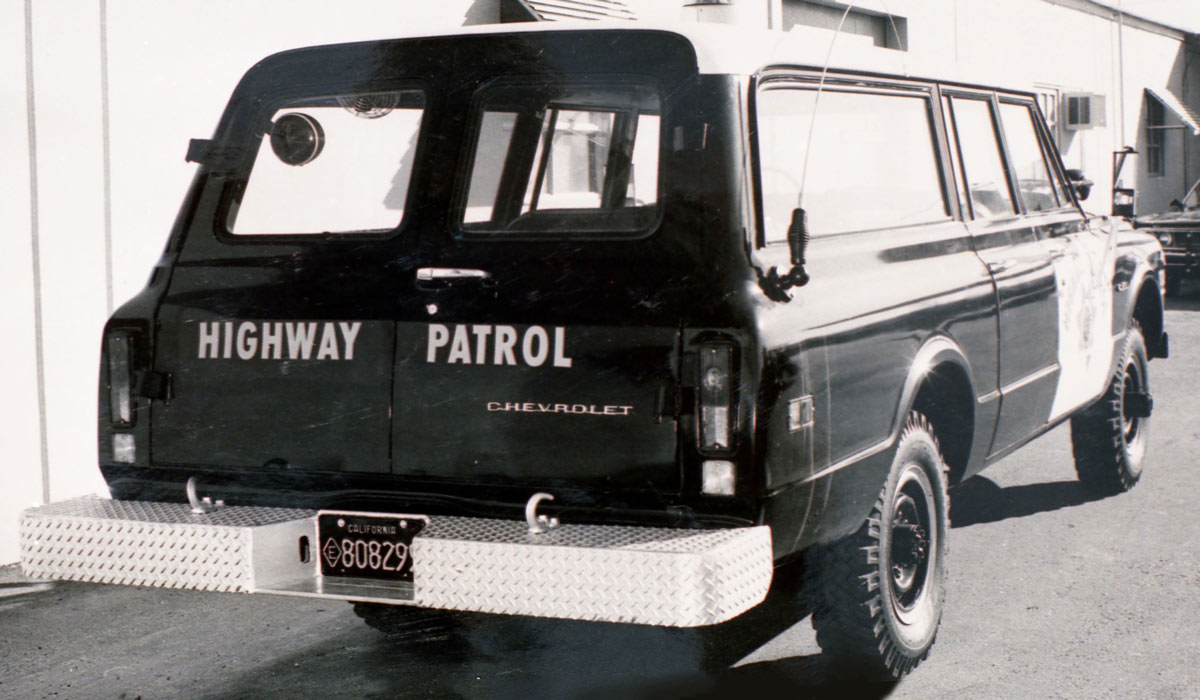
[285,21,1019,93]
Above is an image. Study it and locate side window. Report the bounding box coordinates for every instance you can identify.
[948,97,1015,219]
[998,102,1063,213]
[756,88,948,241]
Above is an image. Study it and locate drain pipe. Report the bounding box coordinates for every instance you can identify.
[1117,3,1127,149]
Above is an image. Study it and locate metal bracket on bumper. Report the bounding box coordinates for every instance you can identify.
[19,496,772,627]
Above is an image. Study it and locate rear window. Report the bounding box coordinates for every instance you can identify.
[458,81,661,237]
[226,89,425,236]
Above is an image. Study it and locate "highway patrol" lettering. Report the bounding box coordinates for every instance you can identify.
[426,324,572,368]
[197,321,361,360]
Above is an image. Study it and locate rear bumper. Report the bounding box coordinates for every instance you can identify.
[19,496,772,627]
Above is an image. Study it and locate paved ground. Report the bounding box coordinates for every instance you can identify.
[3,300,1199,700]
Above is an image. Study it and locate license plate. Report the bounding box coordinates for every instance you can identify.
[316,511,427,582]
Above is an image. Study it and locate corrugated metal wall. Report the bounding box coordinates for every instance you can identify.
[512,0,636,21]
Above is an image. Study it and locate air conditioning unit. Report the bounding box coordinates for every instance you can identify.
[1063,93,1107,130]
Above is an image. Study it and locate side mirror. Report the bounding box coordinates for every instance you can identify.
[1065,169,1093,201]
[270,113,324,166]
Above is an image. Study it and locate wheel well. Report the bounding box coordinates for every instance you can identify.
[911,361,974,485]
[1132,279,1163,350]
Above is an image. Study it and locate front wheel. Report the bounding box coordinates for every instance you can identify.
[809,412,950,680]
[1070,323,1151,495]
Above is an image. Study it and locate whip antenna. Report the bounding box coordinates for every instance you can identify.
[796,4,853,209]
[761,3,906,301]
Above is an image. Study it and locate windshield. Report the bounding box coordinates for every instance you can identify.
[458,81,661,237]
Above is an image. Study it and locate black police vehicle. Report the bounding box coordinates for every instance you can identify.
[1136,175,1200,295]
[20,23,1168,679]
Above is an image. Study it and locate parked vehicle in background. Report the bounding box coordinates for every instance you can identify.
[18,22,1168,680]
[1135,176,1200,295]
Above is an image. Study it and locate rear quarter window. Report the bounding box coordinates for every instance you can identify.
[756,86,949,241]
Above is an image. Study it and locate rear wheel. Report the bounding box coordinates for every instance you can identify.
[1070,323,1151,495]
[809,412,949,680]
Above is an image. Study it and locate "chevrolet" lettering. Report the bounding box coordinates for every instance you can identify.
[426,324,572,368]
[197,321,361,360]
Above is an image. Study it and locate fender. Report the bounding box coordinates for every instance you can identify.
[891,334,979,446]
[798,334,978,489]
[795,333,981,546]
[1111,239,1168,367]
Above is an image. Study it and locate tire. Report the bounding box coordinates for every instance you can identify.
[809,412,950,680]
[1070,323,1150,495]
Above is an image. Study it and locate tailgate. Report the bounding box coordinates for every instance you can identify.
[392,322,681,492]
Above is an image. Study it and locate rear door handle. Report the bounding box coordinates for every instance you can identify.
[415,267,493,289]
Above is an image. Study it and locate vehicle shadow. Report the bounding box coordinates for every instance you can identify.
[1165,294,1200,311]
[199,561,899,700]
[0,565,60,613]
[949,476,1106,528]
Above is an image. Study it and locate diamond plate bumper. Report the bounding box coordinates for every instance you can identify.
[20,496,772,627]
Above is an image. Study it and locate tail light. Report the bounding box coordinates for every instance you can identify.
[698,343,735,453]
[107,333,133,425]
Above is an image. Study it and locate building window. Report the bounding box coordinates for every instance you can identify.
[1034,88,1061,148]
[1147,97,1165,177]
[782,0,907,50]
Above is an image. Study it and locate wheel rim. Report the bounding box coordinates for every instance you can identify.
[889,464,937,622]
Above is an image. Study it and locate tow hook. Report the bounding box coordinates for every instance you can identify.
[186,476,225,515]
[1124,391,1154,419]
[525,492,559,535]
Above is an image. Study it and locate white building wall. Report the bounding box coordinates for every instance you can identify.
[30,1,112,507]
[0,1,47,567]
[0,0,493,565]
